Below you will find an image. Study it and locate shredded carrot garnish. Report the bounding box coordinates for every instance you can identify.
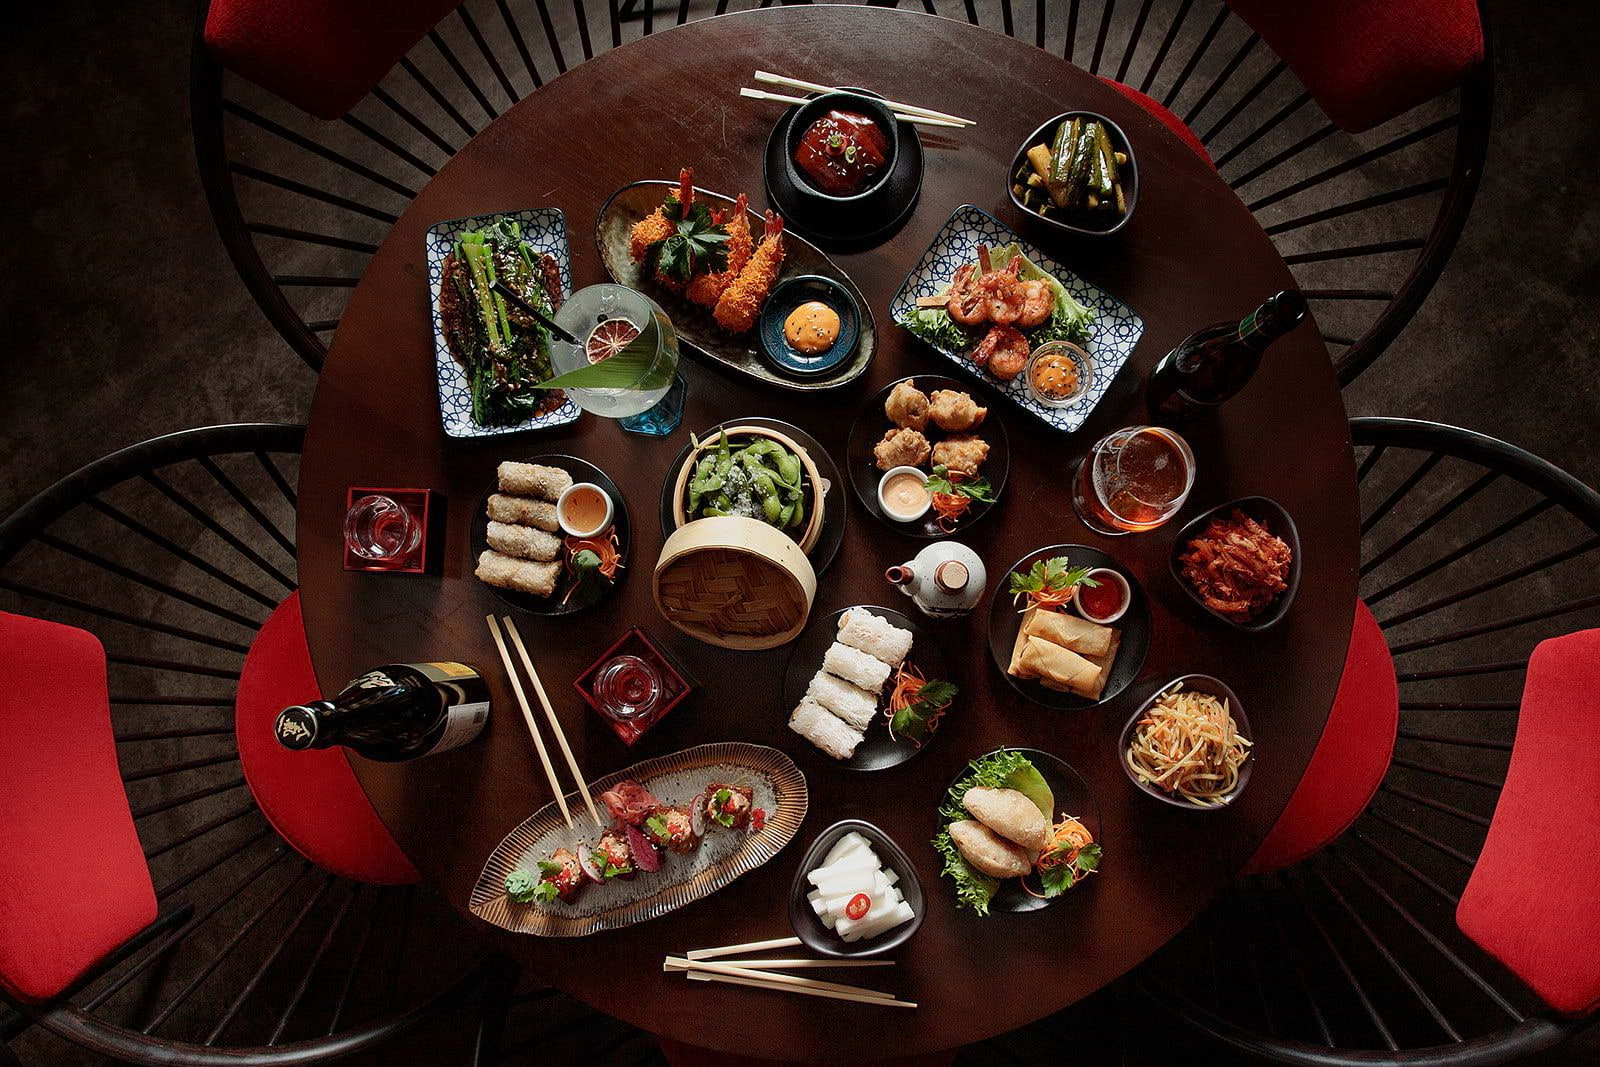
[564,528,623,579]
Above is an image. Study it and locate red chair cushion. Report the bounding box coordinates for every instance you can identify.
[1458,629,1600,1017]
[236,593,417,884]
[1225,0,1485,133]
[204,0,463,120]
[0,613,157,1003]
[1100,78,1214,167]
[1246,600,1398,873]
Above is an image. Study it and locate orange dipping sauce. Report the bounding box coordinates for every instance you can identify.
[560,485,609,535]
[783,301,841,354]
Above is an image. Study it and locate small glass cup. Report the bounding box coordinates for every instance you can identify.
[592,653,664,723]
[344,494,422,561]
[549,283,684,436]
[1072,425,1195,536]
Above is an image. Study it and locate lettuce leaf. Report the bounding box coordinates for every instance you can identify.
[898,306,976,354]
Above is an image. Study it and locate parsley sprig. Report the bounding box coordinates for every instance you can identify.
[1007,555,1098,611]
[645,198,730,284]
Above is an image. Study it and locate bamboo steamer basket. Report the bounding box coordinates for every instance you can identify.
[669,425,825,554]
[653,516,818,650]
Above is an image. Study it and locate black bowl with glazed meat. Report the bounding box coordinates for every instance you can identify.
[783,92,901,205]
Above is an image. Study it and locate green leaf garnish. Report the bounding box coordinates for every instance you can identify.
[644,200,730,284]
[1007,556,1098,607]
[890,679,958,745]
[925,464,996,503]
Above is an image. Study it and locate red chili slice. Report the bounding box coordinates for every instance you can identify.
[845,893,871,920]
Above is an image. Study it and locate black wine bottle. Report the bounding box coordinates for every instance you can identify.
[275,662,490,761]
[1146,290,1307,419]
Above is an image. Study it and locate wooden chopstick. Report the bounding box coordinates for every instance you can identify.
[687,936,802,960]
[502,616,605,828]
[753,70,975,126]
[663,958,899,1000]
[666,958,894,971]
[738,87,965,129]
[675,968,915,1008]
[486,615,573,828]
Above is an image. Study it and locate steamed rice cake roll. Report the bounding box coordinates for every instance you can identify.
[836,609,913,668]
[789,697,865,761]
[822,642,891,693]
[806,671,879,730]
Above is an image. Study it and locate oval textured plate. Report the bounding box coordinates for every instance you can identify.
[595,181,875,391]
[469,743,808,937]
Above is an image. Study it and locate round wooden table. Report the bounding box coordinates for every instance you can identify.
[297,7,1357,1060]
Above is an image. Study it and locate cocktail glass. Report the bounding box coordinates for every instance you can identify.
[549,283,684,435]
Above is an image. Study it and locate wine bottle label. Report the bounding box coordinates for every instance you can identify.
[424,700,490,756]
[410,662,480,682]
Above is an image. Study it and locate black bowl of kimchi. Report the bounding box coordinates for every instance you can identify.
[1168,496,1302,632]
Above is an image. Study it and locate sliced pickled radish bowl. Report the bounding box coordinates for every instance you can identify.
[804,831,916,943]
[586,317,641,364]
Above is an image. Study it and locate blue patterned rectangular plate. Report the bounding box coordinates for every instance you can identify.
[426,208,581,438]
[889,204,1144,433]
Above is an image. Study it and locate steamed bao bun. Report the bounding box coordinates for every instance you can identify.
[962,786,1048,851]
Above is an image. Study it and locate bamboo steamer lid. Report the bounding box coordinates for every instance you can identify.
[653,516,817,650]
[669,425,825,554]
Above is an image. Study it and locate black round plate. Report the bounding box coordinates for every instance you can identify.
[846,374,1009,538]
[658,417,846,576]
[781,605,950,772]
[987,544,1151,710]
[764,90,924,249]
[936,747,1101,914]
[471,455,629,616]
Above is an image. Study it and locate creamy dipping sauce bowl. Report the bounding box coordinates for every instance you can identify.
[877,466,931,522]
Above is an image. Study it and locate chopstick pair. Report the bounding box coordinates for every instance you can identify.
[748,70,972,127]
[667,937,915,1009]
[485,614,603,829]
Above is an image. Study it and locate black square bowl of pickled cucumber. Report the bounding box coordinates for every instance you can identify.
[1009,112,1137,236]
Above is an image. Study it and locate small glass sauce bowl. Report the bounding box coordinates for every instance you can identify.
[1025,341,1094,408]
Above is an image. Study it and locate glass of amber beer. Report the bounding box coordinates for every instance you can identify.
[1071,426,1195,535]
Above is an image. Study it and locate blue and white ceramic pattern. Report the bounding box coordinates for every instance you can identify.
[426,208,581,439]
[889,204,1144,433]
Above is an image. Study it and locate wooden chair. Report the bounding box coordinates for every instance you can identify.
[191,0,1490,384]
[1135,417,1600,1063]
[0,424,515,1062]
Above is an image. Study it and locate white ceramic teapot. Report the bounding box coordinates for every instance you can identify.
[885,541,987,619]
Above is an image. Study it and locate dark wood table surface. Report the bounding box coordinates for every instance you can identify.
[296,7,1357,1059]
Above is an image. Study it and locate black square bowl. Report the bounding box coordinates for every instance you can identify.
[787,819,924,958]
[1168,496,1301,632]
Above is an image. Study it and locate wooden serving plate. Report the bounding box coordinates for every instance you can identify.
[595,180,876,391]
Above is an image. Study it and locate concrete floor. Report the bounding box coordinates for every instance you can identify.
[2,1,1598,1064]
